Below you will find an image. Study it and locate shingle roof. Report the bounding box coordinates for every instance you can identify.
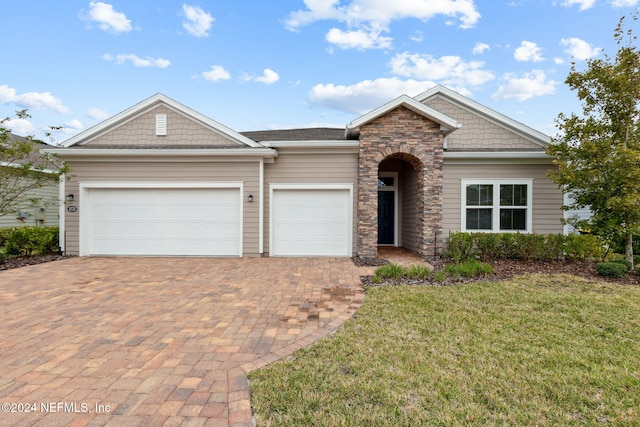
[240,127,348,142]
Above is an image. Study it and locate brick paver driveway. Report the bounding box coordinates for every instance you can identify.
[0,257,366,427]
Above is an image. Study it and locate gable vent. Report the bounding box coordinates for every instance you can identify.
[155,114,167,136]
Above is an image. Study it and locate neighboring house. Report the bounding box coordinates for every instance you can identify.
[44,85,563,258]
[0,134,60,228]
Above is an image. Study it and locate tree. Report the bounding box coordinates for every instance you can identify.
[547,13,640,266]
[0,110,69,218]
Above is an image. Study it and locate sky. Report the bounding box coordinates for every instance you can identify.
[1,0,639,144]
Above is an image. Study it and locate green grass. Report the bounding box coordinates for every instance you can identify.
[249,274,640,426]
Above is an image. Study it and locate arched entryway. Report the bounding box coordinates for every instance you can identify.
[378,154,424,253]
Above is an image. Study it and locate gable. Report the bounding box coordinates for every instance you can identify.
[423,96,544,151]
[81,104,242,148]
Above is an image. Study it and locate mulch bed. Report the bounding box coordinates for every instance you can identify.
[355,256,640,286]
[0,254,69,271]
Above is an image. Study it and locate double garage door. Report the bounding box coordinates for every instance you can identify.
[85,187,241,256]
[82,186,352,257]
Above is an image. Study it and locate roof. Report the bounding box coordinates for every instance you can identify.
[60,93,263,149]
[414,85,551,146]
[241,128,348,142]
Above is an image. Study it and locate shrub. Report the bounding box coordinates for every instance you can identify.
[444,232,475,262]
[445,260,494,279]
[474,233,501,261]
[564,234,605,261]
[405,264,432,280]
[596,262,628,278]
[373,263,406,280]
[609,258,632,272]
[4,227,59,256]
[0,228,14,248]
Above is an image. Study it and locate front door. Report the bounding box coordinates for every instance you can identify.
[378,191,395,244]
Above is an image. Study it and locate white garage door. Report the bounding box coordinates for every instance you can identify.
[271,188,351,256]
[86,188,241,256]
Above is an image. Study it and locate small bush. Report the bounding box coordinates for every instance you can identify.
[444,232,475,262]
[0,228,12,247]
[564,234,605,261]
[596,262,628,278]
[405,264,432,279]
[445,260,494,279]
[609,258,632,272]
[373,263,406,280]
[4,227,59,256]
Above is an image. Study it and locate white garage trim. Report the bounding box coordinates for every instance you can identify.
[79,182,243,256]
[269,184,353,257]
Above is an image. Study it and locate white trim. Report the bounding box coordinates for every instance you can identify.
[262,141,359,149]
[460,179,533,233]
[43,148,278,159]
[59,173,65,254]
[377,172,399,246]
[61,93,263,148]
[79,181,244,257]
[269,184,354,257]
[259,159,264,254]
[444,151,551,160]
[346,94,460,138]
[415,85,551,146]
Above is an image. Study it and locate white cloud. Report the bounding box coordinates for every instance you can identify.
[0,85,69,113]
[254,69,280,85]
[182,4,214,37]
[492,70,557,101]
[560,37,601,60]
[514,41,544,62]
[308,77,436,114]
[103,54,171,68]
[410,31,424,42]
[285,0,480,49]
[611,0,639,6]
[559,0,596,10]
[86,108,109,121]
[64,119,84,131]
[472,42,490,55]
[2,118,35,135]
[389,52,495,87]
[202,65,231,82]
[325,27,392,49]
[82,2,132,33]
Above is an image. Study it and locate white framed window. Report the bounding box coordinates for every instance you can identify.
[461,179,533,232]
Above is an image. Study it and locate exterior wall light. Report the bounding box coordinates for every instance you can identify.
[66,194,74,202]
[248,195,254,203]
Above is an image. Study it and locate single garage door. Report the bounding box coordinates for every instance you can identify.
[271,188,351,256]
[86,187,241,256]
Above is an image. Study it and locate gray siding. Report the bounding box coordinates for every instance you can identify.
[64,161,260,256]
[0,184,59,228]
[424,97,543,151]
[84,105,241,147]
[442,162,563,236]
[264,151,359,256]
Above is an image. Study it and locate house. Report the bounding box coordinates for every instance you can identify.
[44,85,563,258]
[0,134,60,228]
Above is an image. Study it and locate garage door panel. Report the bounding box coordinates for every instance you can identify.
[86,188,241,256]
[271,188,351,256]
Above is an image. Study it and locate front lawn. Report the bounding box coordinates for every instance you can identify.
[249,274,640,426]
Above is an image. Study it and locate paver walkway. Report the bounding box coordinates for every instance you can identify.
[0,257,365,426]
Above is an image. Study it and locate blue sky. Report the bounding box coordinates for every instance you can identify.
[1,0,638,143]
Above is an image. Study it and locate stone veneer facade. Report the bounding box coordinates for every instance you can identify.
[357,106,444,258]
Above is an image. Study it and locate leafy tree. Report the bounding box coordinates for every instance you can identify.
[0,110,69,218]
[547,14,640,266]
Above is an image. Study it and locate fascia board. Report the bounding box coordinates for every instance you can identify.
[346,95,460,136]
[262,141,360,149]
[61,94,262,148]
[415,85,551,146]
[42,148,278,159]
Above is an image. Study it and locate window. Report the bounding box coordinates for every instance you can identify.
[461,180,532,232]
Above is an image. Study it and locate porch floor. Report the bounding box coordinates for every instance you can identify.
[377,247,434,269]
